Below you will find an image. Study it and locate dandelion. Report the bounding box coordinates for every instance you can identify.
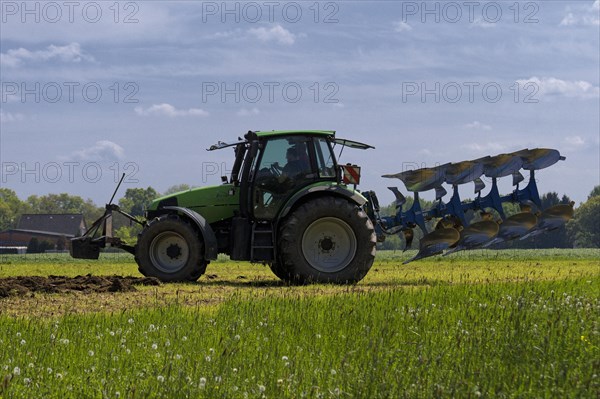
[331,369,337,376]
[115,392,121,398]
[157,375,165,383]
[199,377,207,388]
[24,377,31,385]
[13,366,21,376]
[182,336,188,341]
[88,350,95,357]
[110,331,115,336]
[151,343,158,350]
[175,354,182,360]
[60,338,70,345]
[316,334,321,339]
[28,363,34,368]
[47,367,53,374]
[277,379,284,384]
[233,368,238,373]
[215,376,222,383]
[234,335,240,341]
[165,340,171,347]
[128,318,134,324]
[258,384,266,393]
[56,373,63,379]
[282,356,289,361]
[16,332,21,337]
[205,355,212,362]
[20,339,26,346]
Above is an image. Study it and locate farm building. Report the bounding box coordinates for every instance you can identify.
[0,214,87,252]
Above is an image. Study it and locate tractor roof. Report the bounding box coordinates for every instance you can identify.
[253,130,335,138]
[207,130,373,151]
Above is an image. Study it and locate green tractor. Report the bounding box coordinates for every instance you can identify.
[72,130,573,283]
[71,130,377,284]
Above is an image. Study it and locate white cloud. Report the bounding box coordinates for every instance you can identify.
[516,77,600,99]
[236,107,260,116]
[248,24,296,45]
[464,121,492,131]
[62,141,125,162]
[560,1,599,26]
[0,43,93,67]
[393,21,412,32]
[134,103,209,117]
[0,111,24,123]
[564,135,586,148]
[471,17,496,29]
[463,142,507,152]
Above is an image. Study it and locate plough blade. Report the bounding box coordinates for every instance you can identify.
[444,220,499,256]
[444,160,484,185]
[477,154,523,178]
[403,228,460,264]
[483,212,538,247]
[383,164,448,192]
[520,203,574,240]
[514,148,565,170]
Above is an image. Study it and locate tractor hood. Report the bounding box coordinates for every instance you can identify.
[148,184,240,224]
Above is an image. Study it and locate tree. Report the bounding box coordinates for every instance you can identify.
[588,185,600,200]
[163,184,192,195]
[0,188,29,230]
[26,193,103,225]
[118,187,159,217]
[568,193,600,248]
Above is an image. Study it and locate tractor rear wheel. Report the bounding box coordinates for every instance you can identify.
[135,214,206,282]
[274,197,376,284]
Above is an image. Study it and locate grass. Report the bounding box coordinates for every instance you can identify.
[0,249,598,398]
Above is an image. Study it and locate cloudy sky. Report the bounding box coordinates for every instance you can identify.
[1,1,598,206]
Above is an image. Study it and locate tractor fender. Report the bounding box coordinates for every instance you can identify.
[161,206,218,260]
[278,183,367,221]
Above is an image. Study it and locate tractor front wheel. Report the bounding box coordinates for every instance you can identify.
[274,197,376,284]
[135,214,206,282]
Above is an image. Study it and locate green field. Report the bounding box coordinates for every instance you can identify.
[0,250,598,398]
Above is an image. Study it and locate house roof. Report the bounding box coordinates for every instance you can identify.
[17,214,85,236]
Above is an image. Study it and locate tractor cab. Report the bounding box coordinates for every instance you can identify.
[212,130,373,223]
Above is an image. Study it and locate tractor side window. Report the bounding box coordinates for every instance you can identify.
[314,138,336,178]
[253,137,312,220]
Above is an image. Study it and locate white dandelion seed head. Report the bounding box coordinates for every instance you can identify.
[13,366,21,376]
[157,375,165,383]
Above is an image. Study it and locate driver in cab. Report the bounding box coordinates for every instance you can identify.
[280,147,306,178]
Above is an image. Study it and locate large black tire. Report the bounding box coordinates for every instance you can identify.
[135,214,207,282]
[273,197,376,284]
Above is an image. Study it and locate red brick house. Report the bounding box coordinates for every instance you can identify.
[0,214,87,251]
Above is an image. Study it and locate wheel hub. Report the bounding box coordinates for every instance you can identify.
[318,236,335,252]
[166,244,182,259]
[301,217,357,273]
[149,232,190,273]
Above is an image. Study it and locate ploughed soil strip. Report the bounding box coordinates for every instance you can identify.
[0,275,161,298]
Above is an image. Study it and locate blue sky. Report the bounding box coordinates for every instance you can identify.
[1,0,599,205]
